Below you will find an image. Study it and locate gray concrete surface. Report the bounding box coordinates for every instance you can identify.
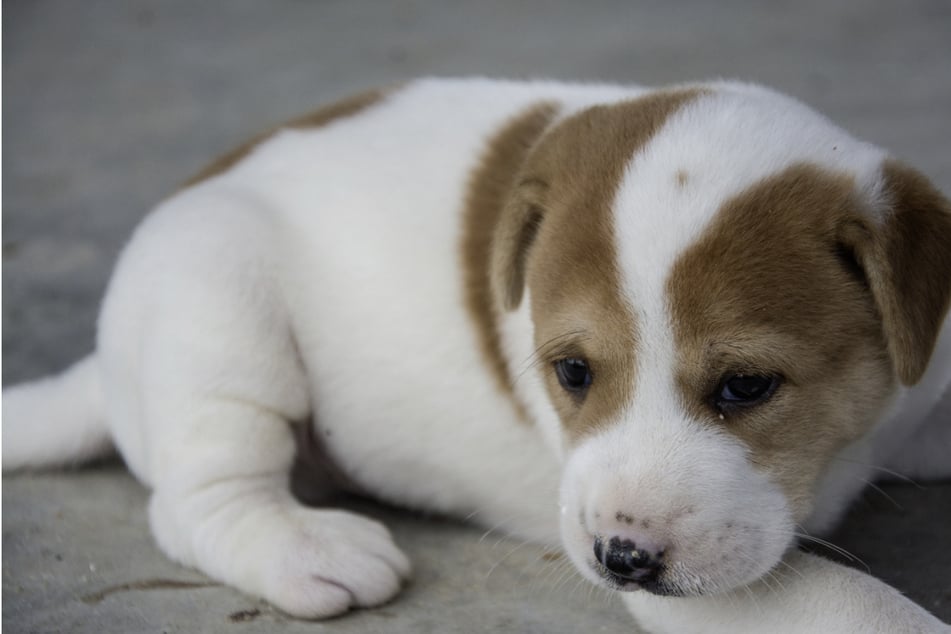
[3,1,950,632]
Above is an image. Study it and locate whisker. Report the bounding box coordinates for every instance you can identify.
[477,514,521,544]
[512,330,589,386]
[511,358,543,387]
[570,575,589,601]
[762,568,787,595]
[772,556,805,581]
[794,533,871,573]
[739,524,872,574]
[484,539,534,580]
[829,455,923,488]
[554,565,584,594]
[584,577,596,603]
[731,549,786,598]
[724,576,743,617]
[531,557,575,595]
[742,582,764,617]
[861,480,904,510]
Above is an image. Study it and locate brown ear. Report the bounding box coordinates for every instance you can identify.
[849,161,951,385]
[490,179,547,311]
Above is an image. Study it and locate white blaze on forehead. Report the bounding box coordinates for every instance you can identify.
[610,85,888,418]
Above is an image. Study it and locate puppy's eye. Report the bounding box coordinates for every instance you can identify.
[715,374,780,410]
[555,358,592,394]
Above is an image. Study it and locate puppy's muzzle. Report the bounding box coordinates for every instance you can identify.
[594,535,664,587]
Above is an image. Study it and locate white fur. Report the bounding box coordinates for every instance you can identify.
[2,356,109,469]
[3,78,949,631]
[625,550,950,634]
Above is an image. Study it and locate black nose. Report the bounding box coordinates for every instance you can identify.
[593,536,663,583]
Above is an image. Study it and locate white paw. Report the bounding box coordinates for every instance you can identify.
[248,508,412,618]
[150,489,412,619]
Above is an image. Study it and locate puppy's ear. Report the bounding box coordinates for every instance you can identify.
[846,161,951,385]
[490,179,547,311]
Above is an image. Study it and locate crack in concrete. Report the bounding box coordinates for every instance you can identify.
[80,579,217,605]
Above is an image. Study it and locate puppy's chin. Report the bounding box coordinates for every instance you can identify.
[557,423,797,598]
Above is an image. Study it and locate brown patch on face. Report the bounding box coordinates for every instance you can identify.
[489,90,704,441]
[181,87,391,188]
[667,163,903,519]
[461,102,560,414]
[675,170,689,188]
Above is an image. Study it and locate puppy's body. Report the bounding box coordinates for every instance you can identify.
[4,78,950,633]
[104,79,585,539]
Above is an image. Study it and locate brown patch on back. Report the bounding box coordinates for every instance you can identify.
[181,88,390,188]
[667,163,897,519]
[675,169,689,188]
[489,89,705,441]
[462,102,560,415]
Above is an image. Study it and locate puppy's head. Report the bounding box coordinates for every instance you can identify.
[491,85,951,596]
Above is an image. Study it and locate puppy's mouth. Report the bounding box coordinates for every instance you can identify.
[594,567,685,597]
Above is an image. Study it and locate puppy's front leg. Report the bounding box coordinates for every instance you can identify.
[623,551,949,634]
[110,197,411,618]
[147,401,411,618]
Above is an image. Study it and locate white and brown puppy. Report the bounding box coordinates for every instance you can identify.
[4,78,950,633]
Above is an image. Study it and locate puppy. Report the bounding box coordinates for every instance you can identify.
[4,78,950,633]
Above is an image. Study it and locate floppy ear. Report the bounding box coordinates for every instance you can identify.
[846,161,951,385]
[490,179,548,311]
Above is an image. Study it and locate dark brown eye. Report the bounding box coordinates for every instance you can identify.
[715,374,780,410]
[555,358,592,394]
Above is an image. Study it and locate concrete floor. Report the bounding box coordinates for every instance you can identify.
[3,1,950,632]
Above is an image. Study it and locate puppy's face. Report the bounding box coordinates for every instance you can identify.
[492,86,951,596]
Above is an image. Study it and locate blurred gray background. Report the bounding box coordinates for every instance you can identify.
[3,1,950,632]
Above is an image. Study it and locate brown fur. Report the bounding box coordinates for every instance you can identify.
[665,162,942,519]
[491,90,703,441]
[675,169,689,188]
[866,161,951,384]
[182,88,389,188]
[461,103,560,411]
